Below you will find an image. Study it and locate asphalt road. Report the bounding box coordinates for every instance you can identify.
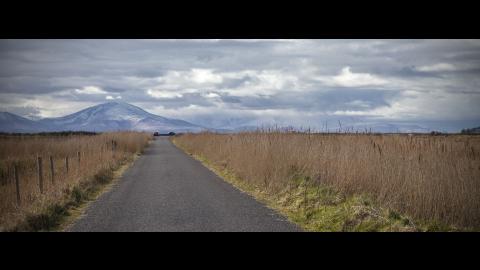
[68,137,300,232]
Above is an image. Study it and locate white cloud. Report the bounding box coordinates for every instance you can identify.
[74,86,107,95]
[145,69,303,98]
[329,66,387,87]
[415,63,457,72]
[106,95,122,100]
[155,69,223,90]
[147,89,183,99]
[204,92,220,98]
[220,70,302,97]
[190,69,223,84]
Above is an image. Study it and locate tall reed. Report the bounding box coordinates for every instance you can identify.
[175,131,480,229]
[0,131,152,230]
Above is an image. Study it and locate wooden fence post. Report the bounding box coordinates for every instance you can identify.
[111,140,116,158]
[50,156,55,184]
[14,164,21,206]
[65,156,69,174]
[77,151,81,173]
[37,156,44,194]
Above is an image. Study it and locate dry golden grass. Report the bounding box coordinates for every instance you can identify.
[174,131,480,229]
[0,132,152,230]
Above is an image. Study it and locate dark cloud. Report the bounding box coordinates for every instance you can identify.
[389,67,443,78]
[1,39,480,132]
[220,95,242,104]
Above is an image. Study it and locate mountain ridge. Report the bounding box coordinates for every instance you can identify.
[0,111,46,132]
[0,102,457,134]
[0,102,207,133]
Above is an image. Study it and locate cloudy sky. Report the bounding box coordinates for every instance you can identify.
[1,39,480,132]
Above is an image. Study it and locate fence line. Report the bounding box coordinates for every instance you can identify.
[2,139,124,206]
[50,156,54,184]
[37,157,43,194]
[0,134,151,231]
[5,144,118,206]
[14,164,20,206]
[65,156,69,174]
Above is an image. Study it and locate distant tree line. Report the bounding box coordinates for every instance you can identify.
[0,131,99,137]
[461,127,480,134]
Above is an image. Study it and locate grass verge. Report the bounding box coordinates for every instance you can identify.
[7,153,141,232]
[172,138,456,232]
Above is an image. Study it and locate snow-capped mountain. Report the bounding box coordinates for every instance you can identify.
[0,102,436,134]
[1,102,208,133]
[0,112,46,133]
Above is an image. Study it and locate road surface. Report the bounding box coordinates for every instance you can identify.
[68,137,300,232]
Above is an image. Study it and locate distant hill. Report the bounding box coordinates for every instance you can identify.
[0,102,208,133]
[215,123,432,134]
[351,123,431,133]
